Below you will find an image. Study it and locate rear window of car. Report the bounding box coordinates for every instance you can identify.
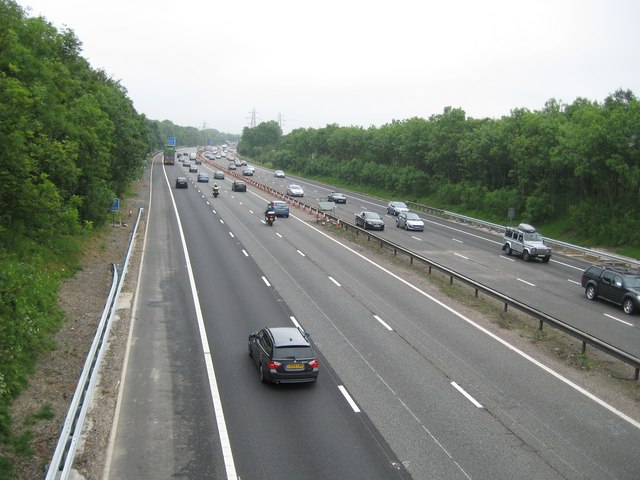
[274,346,314,359]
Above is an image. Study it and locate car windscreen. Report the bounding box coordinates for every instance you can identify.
[274,346,314,359]
[406,213,420,220]
[364,213,380,219]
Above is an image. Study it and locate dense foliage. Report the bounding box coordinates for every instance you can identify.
[240,94,640,248]
[0,0,151,466]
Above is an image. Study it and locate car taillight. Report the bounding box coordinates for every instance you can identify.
[308,359,319,368]
[267,361,281,369]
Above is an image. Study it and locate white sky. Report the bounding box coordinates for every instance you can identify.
[17,0,640,134]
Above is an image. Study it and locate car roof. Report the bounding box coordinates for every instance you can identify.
[272,200,287,205]
[267,327,310,347]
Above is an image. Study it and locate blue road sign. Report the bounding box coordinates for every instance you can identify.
[110,198,120,212]
[167,137,177,146]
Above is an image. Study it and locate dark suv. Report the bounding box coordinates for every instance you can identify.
[248,327,319,383]
[581,265,640,315]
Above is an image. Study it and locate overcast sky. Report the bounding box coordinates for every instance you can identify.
[17,0,640,134]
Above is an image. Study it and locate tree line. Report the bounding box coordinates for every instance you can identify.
[239,92,640,249]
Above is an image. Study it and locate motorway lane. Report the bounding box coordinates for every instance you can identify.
[106,160,225,478]
[218,160,640,357]
[197,179,640,479]
[107,157,410,479]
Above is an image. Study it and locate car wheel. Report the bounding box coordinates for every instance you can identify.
[585,285,598,301]
[622,298,635,315]
[522,251,531,261]
[404,224,408,230]
[542,256,550,263]
[259,363,266,383]
[504,245,512,256]
[381,226,385,231]
[248,343,253,358]
[285,214,289,218]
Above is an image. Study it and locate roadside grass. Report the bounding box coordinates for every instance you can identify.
[321,220,640,404]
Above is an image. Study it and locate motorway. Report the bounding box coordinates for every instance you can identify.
[104,151,640,479]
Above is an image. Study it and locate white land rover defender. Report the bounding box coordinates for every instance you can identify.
[502,223,552,263]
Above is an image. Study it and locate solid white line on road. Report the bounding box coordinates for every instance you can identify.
[517,278,536,287]
[290,316,302,329]
[338,385,361,413]
[451,382,483,408]
[604,313,634,326]
[329,276,342,287]
[261,276,271,287]
[373,315,393,331]
[297,250,306,257]
[454,253,469,260]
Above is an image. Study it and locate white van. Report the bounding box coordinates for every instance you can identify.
[189,152,197,161]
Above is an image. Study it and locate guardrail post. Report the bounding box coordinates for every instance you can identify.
[581,341,587,354]
[539,320,544,331]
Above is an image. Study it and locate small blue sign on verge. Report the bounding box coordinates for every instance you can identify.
[110,198,120,212]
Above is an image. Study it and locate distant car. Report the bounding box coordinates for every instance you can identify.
[387,201,409,216]
[274,170,285,178]
[581,265,640,315]
[240,160,247,166]
[286,184,304,197]
[248,327,319,383]
[175,177,188,189]
[242,168,254,176]
[327,192,347,203]
[183,160,191,166]
[396,212,424,231]
[228,163,237,170]
[213,170,225,180]
[189,164,198,173]
[268,200,289,217]
[197,173,209,183]
[355,211,385,230]
[231,180,247,192]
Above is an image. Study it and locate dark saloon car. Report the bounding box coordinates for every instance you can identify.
[355,211,385,230]
[197,173,209,183]
[327,192,347,203]
[268,200,290,217]
[248,327,319,383]
[231,180,247,192]
[175,177,188,188]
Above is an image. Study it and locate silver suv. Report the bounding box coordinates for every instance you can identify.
[502,223,551,263]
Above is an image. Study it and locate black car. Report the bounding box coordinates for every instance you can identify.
[248,327,319,383]
[327,192,347,203]
[355,211,385,230]
[231,180,247,192]
[581,265,640,315]
[175,177,188,188]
